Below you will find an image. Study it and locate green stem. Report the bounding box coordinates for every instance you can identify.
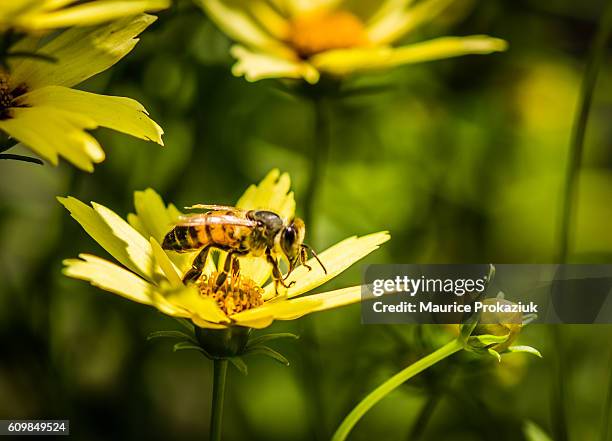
[558,0,612,263]
[210,359,228,441]
[553,4,612,440]
[601,349,612,441]
[331,339,463,441]
[303,96,331,235]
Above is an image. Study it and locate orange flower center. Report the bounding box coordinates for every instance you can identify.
[288,10,368,58]
[198,271,264,315]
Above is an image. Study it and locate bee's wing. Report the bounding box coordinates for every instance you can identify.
[176,213,257,227]
[185,204,247,212]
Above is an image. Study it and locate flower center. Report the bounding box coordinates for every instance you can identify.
[288,10,368,58]
[0,72,26,120]
[198,272,264,315]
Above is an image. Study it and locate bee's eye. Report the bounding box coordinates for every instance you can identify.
[282,227,297,253]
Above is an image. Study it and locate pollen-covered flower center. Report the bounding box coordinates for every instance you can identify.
[288,10,368,58]
[0,72,25,120]
[198,271,264,315]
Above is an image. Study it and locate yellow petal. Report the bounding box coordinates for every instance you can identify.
[58,196,158,281]
[231,296,323,328]
[19,86,164,146]
[311,36,508,76]
[128,190,217,277]
[150,237,182,287]
[367,0,454,45]
[230,45,319,83]
[284,0,343,15]
[195,0,290,54]
[18,1,169,30]
[234,169,297,284]
[166,287,230,325]
[10,14,156,89]
[297,285,362,313]
[249,1,290,40]
[263,232,390,299]
[63,254,184,316]
[0,106,103,171]
[237,168,296,220]
[134,189,180,240]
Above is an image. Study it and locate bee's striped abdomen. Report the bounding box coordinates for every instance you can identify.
[162,226,202,252]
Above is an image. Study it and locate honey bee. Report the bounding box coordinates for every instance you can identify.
[162,204,326,290]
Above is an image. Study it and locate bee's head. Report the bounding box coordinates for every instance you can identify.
[279,218,326,277]
[280,218,306,269]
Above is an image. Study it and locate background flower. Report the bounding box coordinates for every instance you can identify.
[196,0,507,82]
[0,14,164,171]
[0,0,170,32]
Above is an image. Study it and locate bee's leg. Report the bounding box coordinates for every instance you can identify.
[266,251,294,294]
[215,251,242,289]
[182,246,211,284]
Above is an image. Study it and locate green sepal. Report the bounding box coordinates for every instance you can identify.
[506,345,542,358]
[467,333,510,349]
[246,333,299,348]
[487,348,502,362]
[147,330,198,345]
[173,317,195,333]
[173,341,212,358]
[228,357,248,375]
[459,313,479,345]
[245,345,290,366]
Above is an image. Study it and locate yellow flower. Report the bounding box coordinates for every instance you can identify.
[59,169,390,330]
[195,0,508,83]
[0,14,164,171]
[0,0,169,32]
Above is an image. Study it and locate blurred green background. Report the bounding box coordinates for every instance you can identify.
[1,0,612,440]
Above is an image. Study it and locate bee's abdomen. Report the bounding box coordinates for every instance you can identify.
[162,226,203,252]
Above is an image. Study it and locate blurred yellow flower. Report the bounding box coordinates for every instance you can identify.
[196,0,508,83]
[0,14,164,171]
[0,0,169,32]
[60,170,390,329]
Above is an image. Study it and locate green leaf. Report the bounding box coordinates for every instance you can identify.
[507,346,542,358]
[247,333,299,348]
[246,345,290,366]
[147,331,197,344]
[523,420,553,441]
[228,357,248,375]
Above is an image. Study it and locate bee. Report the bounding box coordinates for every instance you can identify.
[162,204,326,290]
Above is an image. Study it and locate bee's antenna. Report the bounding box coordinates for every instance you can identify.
[303,244,327,274]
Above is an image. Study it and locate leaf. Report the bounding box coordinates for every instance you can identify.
[507,346,543,358]
[147,331,197,344]
[228,357,248,375]
[246,345,290,366]
[247,333,299,348]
